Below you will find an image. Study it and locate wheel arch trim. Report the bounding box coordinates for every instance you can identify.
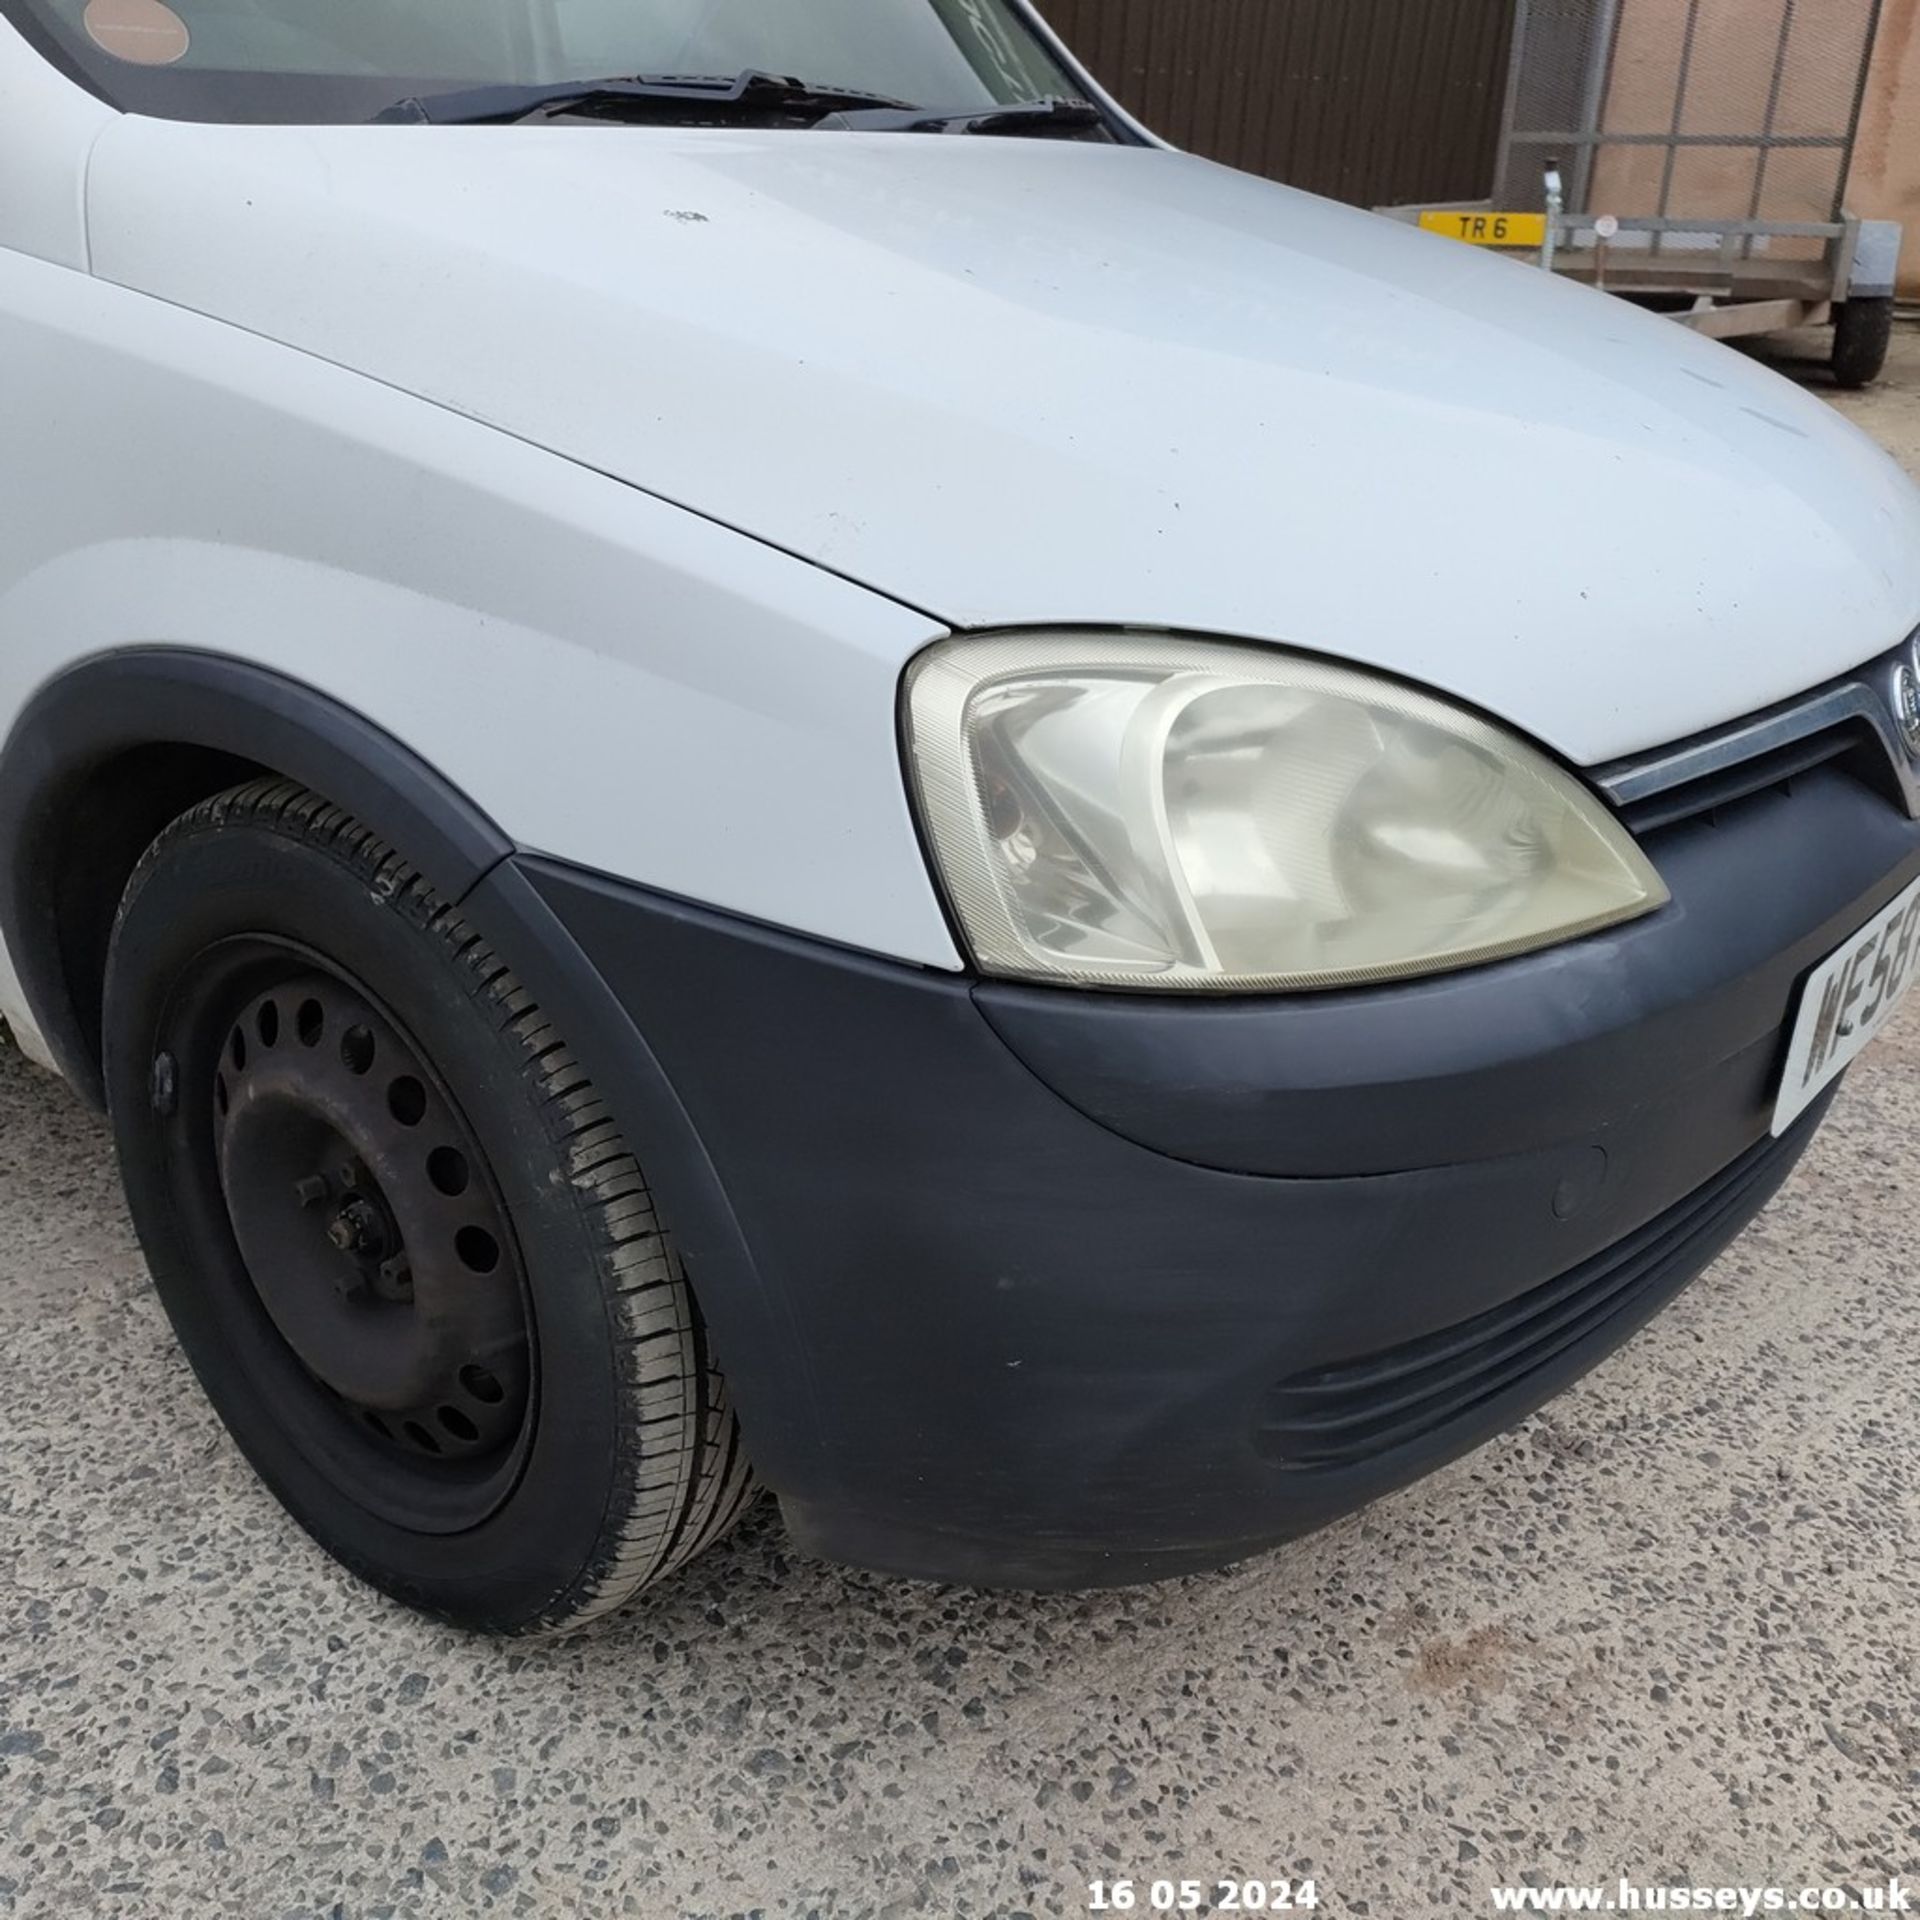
[0,647,512,1099]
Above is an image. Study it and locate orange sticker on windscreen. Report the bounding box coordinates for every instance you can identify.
[83,0,190,65]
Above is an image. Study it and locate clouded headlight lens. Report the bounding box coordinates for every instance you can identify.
[905,633,1668,990]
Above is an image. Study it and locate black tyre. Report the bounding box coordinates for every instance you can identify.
[1831,296,1895,391]
[103,780,755,1632]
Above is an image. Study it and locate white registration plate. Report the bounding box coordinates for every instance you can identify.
[1773,876,1920,1133]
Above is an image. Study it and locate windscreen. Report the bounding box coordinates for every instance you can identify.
[8,0,1081,124]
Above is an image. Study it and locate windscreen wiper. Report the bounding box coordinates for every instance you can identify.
[816,97,1110,137]
[376,69,915,127]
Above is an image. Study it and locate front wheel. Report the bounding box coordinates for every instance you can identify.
[104,780,755,1632]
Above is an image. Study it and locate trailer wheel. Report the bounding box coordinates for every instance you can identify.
[1831,297,1895,391]
[102,779,757,1633]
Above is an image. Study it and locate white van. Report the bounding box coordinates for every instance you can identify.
[3,0,1918,1632]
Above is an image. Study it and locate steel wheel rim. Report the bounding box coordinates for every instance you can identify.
[185,945,536,1532]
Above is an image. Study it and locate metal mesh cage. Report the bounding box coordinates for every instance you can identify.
[1495,0,1885,264]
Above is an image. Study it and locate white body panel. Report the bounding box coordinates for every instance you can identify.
[82,119,1920,766]
[0,17,108,267]
[0,248,959,1058]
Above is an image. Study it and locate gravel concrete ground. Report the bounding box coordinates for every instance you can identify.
[4,330,1920,1920]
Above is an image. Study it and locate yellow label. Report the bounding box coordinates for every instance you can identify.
[1419,210,1549,248]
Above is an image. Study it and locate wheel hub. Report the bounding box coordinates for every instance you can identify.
[211,971,530,1468]
[325,1194,388,1262]
[306,1177,409,1299]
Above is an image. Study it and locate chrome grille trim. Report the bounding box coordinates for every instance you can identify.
[1595,631,1920,825]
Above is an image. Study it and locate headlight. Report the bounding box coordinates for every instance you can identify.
[904,633,1668,991]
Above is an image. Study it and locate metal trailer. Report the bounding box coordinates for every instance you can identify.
[1393,0,1904,387]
